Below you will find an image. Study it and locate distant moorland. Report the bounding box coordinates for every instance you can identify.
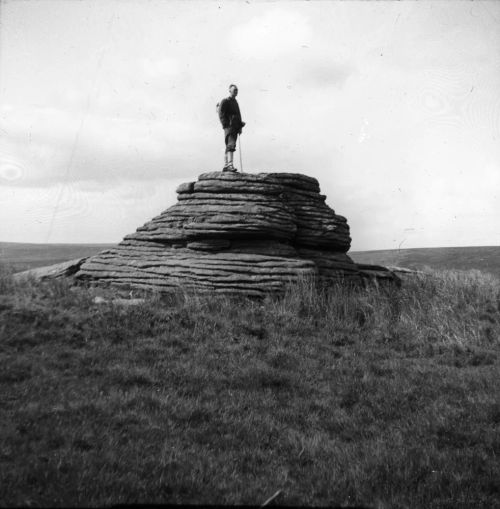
[350,246,500,279]
[1,242,500,278]
[0,242,116,273]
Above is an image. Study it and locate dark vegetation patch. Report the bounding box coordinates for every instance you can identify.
[0,264,499,507]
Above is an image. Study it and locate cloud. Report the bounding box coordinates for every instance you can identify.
[143,57,181,79]
[0,99,217,188]
[295,59,354,89]
[0,177,183,243]
[2,1,499,249]
[229,9,312,59]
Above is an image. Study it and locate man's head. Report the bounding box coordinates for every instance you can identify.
[229,84,238,98]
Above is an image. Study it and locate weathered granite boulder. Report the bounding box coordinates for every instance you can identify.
[75,171,363,295]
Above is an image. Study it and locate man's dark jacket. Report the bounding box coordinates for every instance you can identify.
[218,97,244,135]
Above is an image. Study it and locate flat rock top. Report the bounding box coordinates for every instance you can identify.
[198,171,318,182]
[196,171,320,191]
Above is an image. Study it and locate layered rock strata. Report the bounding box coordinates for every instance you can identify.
[76,171,362,295]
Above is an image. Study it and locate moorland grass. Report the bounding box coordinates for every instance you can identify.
[0,265,499,507]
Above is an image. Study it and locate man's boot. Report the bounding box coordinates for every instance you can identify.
[222,152,229,171]
[225,151,237,172]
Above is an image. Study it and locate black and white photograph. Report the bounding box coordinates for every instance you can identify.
[1,0,499,506]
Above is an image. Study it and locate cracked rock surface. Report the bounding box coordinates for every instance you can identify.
[76,171,361,295]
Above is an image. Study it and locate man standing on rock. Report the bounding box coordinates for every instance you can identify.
[218,84,245,172]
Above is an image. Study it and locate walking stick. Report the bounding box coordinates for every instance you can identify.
[238,135,243,173]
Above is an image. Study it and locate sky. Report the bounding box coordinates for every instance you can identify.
[0,0,499,251]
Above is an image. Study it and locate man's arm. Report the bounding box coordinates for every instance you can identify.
[236,101,245,133]
[218,99,229,128]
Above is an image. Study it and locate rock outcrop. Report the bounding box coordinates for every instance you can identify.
[14,258,88,281]
[75,171,368,295]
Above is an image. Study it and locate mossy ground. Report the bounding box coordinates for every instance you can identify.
[0,267,499,507]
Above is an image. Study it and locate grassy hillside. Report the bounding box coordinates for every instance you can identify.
[0,265,499,507]
[351,246,500,279]
[0,242,115,273]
